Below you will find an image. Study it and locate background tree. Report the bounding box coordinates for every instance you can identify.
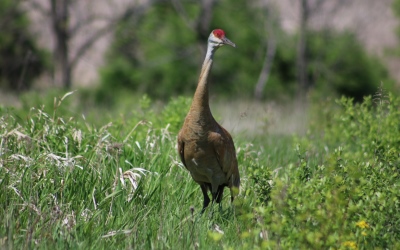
[392,0,400,56]
[296,0,348,95]
[98,0,392,103]
[28,0,159,89]
[50,0,70,89]
[307,30,391,102]
[0,0,48,92]
[254,2,279,100]
[99,0,286,102]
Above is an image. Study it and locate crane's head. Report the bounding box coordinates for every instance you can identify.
[208,29,236,48]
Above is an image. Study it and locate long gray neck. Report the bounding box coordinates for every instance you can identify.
[191,43,217,113]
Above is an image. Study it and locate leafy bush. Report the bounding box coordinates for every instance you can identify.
[307,31,393,101]
[160,96,192,133]
[0,0,49,91]
[239,92,400,249]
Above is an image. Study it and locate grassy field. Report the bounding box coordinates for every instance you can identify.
[1,90,399,249]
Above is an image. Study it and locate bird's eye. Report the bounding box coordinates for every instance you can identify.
[209,39,223,46]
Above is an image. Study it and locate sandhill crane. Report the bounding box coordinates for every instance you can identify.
[177,29,240,213]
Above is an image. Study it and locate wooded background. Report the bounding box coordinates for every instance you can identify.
[1,0,400,102]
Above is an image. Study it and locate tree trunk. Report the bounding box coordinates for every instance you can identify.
[254,37,276,100]
[297,0,309,95]
[50,0,71,89]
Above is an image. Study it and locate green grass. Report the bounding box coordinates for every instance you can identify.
[1,90,400,249]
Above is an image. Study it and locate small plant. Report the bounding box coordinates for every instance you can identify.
[249,164,272,205]
[295,144,311,182]
[160,96,191,133]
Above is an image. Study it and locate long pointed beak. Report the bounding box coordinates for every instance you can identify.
[223,37,236,48]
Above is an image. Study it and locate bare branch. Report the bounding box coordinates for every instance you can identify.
[70,22,116,69]
[308,0,347,20]
[254,4,279,100]
[328,0,348,17]
[23,0,50,16]
[309,0,325,14]
[70,0,161,69]
[254,37,276,100]
[69,14,115,37]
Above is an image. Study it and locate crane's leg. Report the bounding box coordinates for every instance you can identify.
[200,184,210,214]
[215,186,224,203]
[208,189,217,218]
[215,185,225,210]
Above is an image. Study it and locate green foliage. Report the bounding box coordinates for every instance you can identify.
[0,0,49,91]
[1,90,400,249]
[307,31,393,101]
[161,96,191,133]
[239,92,400,248]
[202,0,270,96]
[98,1,392,103]
[0,93,180,248]
[99,1,200,101]
[99,0,299,101]
[248,165,272,205]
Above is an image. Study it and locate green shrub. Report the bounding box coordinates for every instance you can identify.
[239,92,400,249]
[160,96,191,133]
[308,31,393,101]
[0,0,49,91]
